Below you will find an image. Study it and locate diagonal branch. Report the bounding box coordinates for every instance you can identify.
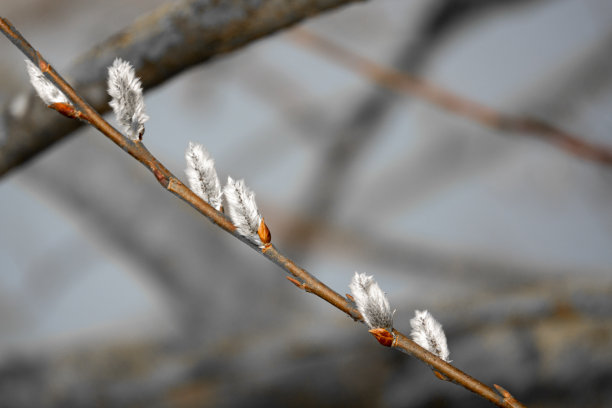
[291,28,612,166]
[0,0,365,177]
[0,17,526,408]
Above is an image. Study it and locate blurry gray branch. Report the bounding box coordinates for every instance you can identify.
[0,0,365,177]
[1,17,526,408]
[291,28,612,166]
[272,210,597,289]
[293,0,551,257]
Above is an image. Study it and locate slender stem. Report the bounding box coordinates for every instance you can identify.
[1,17,526,408]
[291,28,612,166]
[392,332,525,408]
[263,245,362,321]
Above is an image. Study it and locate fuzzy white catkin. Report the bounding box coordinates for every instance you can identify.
[25,60,70,106]
[107,58,149,140]
[410,310,451,362]
[185,142,222,210]
[349,272,393,330]
[223,176,264,247]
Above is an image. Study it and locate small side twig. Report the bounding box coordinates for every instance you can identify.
[291,28,612,166]
[1,17,526,408]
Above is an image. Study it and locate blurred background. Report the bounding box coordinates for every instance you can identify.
[1,0,612,406]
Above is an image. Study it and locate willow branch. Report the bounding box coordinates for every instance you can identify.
[291,28,612,166]
[1,18,526,408]
[0,0,365,177]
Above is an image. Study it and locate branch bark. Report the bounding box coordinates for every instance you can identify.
[0,0,365,177]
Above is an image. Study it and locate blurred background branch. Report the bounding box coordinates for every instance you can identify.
[291,28,612,166]
[0,0,364,177]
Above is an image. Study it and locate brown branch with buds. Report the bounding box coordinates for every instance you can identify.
[291,28,612,166]
[0,17,526,408]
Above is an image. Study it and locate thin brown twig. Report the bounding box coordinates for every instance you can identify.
[0,17,526,408]
[291,28,612,166]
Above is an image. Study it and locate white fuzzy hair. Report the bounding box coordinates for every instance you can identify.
[349,272,393,330]
[223,176,264,247]
[410,310,450,362]
[107,58,149,140]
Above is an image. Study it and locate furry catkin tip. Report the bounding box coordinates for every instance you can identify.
[185,142,222,210]
[107,58,148,141]
[349,272,393,330]
[223,176,268,248]
[410,310,450,362]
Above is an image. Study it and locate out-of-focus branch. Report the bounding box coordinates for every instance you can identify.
[0,0,365,177]
[271,209,590,288]
[291,28,612,166]
[283,1,541,260]
[1,18,525,408]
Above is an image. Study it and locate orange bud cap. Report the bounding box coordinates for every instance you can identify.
[368,328,394,347]
[258,217,271,244]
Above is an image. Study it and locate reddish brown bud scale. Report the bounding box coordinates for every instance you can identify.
[433,370,449,381]
[258,218,271,244]
[49,102,81,119]
[153,168,166,185]
[494,384,526,408]
[368,328,394,347]
[37,55,49,72]
[286,276,304,289]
